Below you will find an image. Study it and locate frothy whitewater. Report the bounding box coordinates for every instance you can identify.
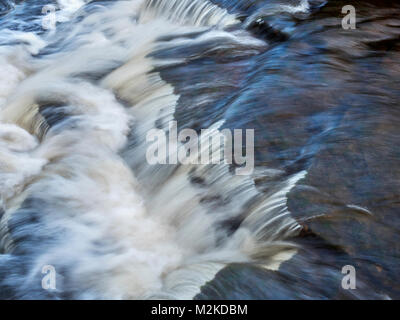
[0,0,307,299]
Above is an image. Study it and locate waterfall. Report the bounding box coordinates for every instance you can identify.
[0,0,305,299]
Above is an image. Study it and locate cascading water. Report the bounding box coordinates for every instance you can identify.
[0,0,306,299]
[1,0,400,300]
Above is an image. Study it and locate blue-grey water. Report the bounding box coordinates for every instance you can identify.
[0,0,399,299]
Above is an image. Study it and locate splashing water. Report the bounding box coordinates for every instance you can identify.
[0,0,311,299]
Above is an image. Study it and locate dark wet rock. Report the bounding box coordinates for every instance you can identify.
[247,17,289,42]
[196,235,385,299]
[163,0,400,299]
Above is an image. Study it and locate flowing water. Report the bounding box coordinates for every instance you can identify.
[0,0,399,299]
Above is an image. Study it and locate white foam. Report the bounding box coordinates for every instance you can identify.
[0,0,304,299]
[281,0,310,14]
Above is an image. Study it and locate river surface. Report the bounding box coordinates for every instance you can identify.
[0,0,399,299]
